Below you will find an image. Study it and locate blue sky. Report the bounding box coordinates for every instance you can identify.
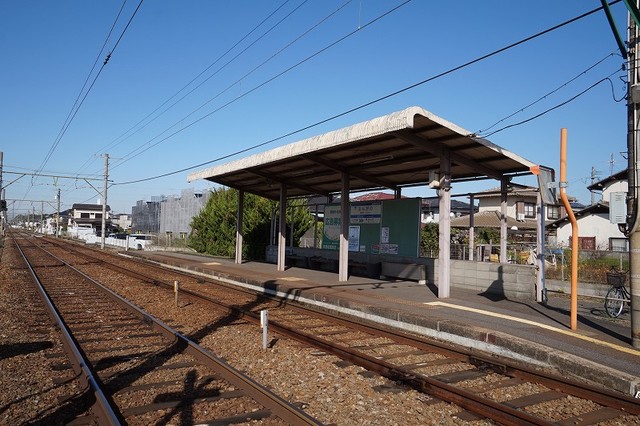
[0,1,630,216]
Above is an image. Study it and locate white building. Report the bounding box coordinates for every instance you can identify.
[548,170,628,251]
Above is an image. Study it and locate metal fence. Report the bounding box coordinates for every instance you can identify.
[421,244,629,285]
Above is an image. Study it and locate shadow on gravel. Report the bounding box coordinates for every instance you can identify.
[0,340,53,361]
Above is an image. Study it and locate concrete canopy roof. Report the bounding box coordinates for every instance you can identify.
[188,106,537,201]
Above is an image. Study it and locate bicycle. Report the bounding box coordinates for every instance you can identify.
[604,268,631,318]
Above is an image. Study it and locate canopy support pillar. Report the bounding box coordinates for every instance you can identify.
[235,190,244,264]
[500,179,508,263]
[339,173,350,282]
[536,193,546,302]
[277,184,287,272]
[468,194,475,261]
[438,153,452,298]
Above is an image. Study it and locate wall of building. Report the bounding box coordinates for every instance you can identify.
[131,200,162,233]
[602,180,628,203]
[477,193,537,218]
[555,213,625,249]
[159,189,210,235]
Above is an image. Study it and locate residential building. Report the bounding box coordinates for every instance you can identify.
[421,196,476,223]
[68,203,112,236]
[547,170,628,251]
[112,213,132,231]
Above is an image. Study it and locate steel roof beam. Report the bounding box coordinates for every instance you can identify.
[301,153,399,191]
[245,168,331,198]
[393,130,503,180]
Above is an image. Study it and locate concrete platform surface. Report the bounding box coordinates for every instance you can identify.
[126,250,640,397]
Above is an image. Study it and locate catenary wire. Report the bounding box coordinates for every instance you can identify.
[112,0,412,170]
[34,0,144,180]
[28,0,145,214]
[476,51,623,135]
[481,68,625,138]
[17,0,134,214]
[113,1,620,186]
[111,0,356,170]
[88,0,297,163]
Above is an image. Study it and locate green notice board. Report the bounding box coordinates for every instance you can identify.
[322,198,421,257]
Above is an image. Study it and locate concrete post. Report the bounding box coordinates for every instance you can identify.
[339,172,350,282]
[469,194,475,261]
[438,153,451,298]
[500,178,508,263]
[277,185,287,272]
[235,190,244,264]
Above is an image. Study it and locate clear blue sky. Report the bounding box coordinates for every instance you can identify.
[0,1,630,216]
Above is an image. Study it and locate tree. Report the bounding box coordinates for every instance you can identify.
[420,223,439,257]
[189,188,314,260]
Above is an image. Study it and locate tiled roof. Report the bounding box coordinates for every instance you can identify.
[72,203,111,211]
[352,192,397,201]
[449,210,537,230]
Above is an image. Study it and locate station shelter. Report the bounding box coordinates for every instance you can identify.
[188,106,549,300]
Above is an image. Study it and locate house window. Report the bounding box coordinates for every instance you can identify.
[547,205,560,220]
[80,213,90,219]
[95,213,102,219]
[524,202,535,218]
[609,238,629,252]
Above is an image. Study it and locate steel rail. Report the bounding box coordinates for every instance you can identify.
[40,241,550,424]
[20,233,322,426]
[41,236,640,420]
[13,236,122,426]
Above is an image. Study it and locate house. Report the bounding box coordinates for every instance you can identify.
[474,183,566,223]
[112,213,132,231]
[421,196,476,223]
[68,203,112,236]
[547,170,628,251]
[448,184,566,240]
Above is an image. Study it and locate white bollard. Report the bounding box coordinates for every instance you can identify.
[174,281,179,307]
[260,310,268,350]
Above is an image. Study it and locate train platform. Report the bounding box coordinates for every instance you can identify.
[125,250,640,397]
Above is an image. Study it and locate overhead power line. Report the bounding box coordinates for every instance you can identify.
[477,51,624,135]
[112,0,411,170]
[481,68,625,138]
[36,0,144,177]
[113,0,619,187]
[90,0,298,162]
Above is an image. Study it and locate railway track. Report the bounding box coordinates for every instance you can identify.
[10,232,640,424]
[11,232,321,425]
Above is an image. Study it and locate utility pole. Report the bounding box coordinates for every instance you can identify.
[590,166,598,205]
[601,0,640,348]
[56,188,61,238]
[101,153,109,249]
[0,151,4,237]
[627,1,640,348]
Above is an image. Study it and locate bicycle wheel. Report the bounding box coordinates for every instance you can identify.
[605,287,625,318]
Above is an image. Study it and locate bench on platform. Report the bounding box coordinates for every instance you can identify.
[286,254,309,268]
[348,260,381,279]
[380,262,426,284]
[309,256,338,272]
